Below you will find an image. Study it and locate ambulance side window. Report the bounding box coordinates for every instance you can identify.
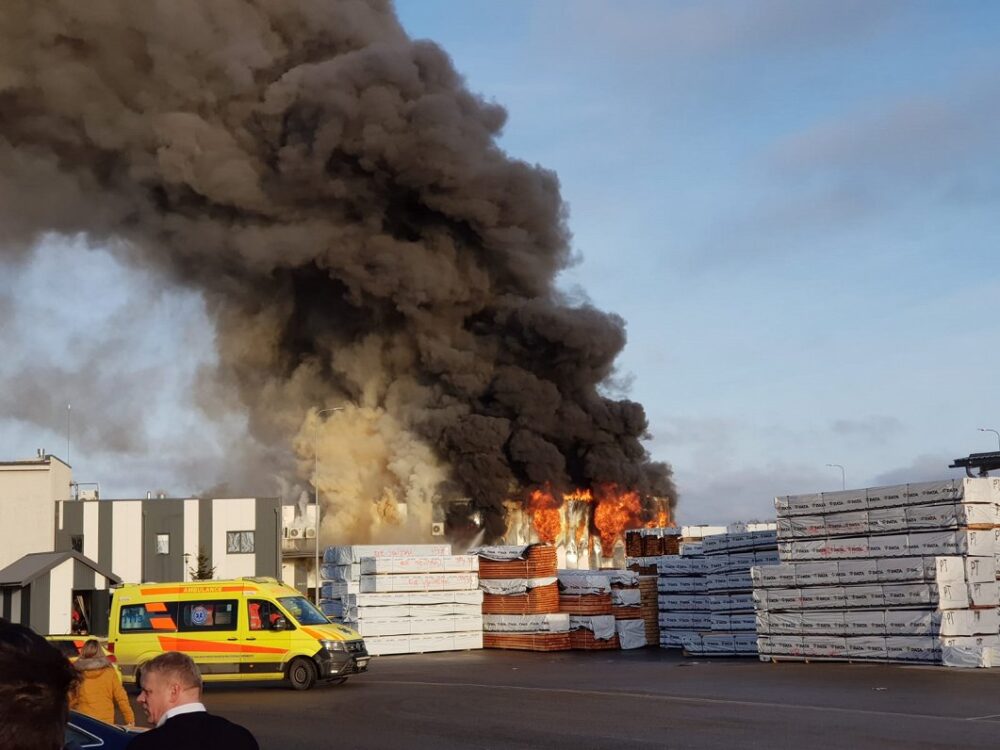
[120,603,178,633]
[248,600,288,631]
[177,600,239,632]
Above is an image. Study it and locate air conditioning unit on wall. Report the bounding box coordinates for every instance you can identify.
[287,527,303,539]
[430,522,445,537]
[304,527,316,539]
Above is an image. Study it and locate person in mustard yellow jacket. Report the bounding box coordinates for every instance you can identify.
[70,639,135,726]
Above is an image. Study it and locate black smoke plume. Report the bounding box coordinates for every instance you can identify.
[0,0,675,541]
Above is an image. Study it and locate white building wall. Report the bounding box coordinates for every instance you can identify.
[183,499,199,582]
[112,502,143,584]
[212,498,257,579]
[0,457,71,569]
[48,558,74,635]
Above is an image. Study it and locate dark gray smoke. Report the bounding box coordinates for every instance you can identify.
[0,0,675,540]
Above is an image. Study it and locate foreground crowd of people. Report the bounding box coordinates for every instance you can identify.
[0,618,259,750]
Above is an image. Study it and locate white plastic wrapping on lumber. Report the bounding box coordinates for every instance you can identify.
[324,544,452,565]
[611,589,642,607]
[349,614,483,637]
[359,572,479,593]
[364,630,483,656]
[347,603,483,621]
[569,615,616,640]
[660,611,712,630]
[320,563,362,582]
[658,556,708,576]
[482,613,570,633]
[333,590,484,608]
[556,571,612,594]
[615,618,647,649]
[359,555,478,575]
[469,544,532,561]
[940,608,1000,637]
[941,636,1000,668]
[478,576,557,595]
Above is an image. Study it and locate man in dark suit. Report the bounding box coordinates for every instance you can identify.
[131,651,258,749]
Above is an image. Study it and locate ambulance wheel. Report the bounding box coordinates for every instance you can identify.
[288,657,317,690]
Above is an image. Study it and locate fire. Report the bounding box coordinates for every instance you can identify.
[527,488,562,544]
[592,485,642,550]
[563,488,593,503]
[646,509,673,529]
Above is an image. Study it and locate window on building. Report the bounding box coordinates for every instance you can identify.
[226,530,255,554]
[70,535,84,553]
[177,600,238,632]
[156,533,170,555]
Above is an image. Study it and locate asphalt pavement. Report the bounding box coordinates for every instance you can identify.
[129,649,1000,749]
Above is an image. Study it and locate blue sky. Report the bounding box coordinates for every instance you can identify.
[2,1,999,523]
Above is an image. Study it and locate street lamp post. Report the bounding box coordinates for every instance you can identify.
[314,407,344,604]
[826,463,846,490]
[978,427,1000,451]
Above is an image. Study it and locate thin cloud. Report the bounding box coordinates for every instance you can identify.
[830,415,903,444]
[563,0,902,60]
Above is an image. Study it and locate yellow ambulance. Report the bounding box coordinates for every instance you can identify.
[108,578,368,690]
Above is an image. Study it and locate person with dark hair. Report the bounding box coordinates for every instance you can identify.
[131,651,258,749]
[0,617,80,750]
[69,639,134,726]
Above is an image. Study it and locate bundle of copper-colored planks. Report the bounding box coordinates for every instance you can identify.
[559,593,614,615]
[482,582,560,614]
[638,575,660,643]
[483,632,572,651]
[625,531,644,558]
[478,545,559,579]
[569,629,621,650]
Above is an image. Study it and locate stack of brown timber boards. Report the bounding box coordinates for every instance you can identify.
[639,575,661,645]
[476,544,569,651]
[569,628,620,650]
[559,593,613,615]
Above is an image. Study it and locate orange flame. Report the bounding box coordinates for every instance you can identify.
[563,488,593,503]
[592,484,642,551]
[645,509,674,528]
[527,488,562,544]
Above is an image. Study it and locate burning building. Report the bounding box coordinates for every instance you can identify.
[0,0,677,555]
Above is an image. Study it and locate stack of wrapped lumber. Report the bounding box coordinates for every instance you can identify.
[754,478,1000,667]
[638,575,661,645]
[693,527,778,656]
[626,527,681,572]
[658,527,778,656]
[557,570,632,650]
[319,544,483,656]
[477,544,570,651]
[657,540,711,649]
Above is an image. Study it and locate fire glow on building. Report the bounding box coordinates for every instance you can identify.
[502,486,674,569]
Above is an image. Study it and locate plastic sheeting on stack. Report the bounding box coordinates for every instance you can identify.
[476,545,569,651]
[320,544,483,656]
[754,478,1000,667]
[557,570,613,615]
[569,614,619,650]
[658,528,778,656]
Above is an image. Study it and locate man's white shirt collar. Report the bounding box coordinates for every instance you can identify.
[158,702,207,727]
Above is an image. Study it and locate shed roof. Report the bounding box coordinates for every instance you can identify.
[0,550,121,587]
